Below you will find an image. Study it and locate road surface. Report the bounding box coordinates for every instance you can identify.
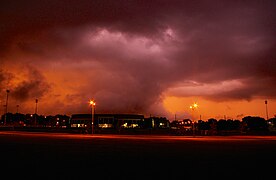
[0,131,275,179]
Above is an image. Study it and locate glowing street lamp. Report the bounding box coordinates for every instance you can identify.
[190,103,198,110]
[190,102,198,137]
[89,100,96,135]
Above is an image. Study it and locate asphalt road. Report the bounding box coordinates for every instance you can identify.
[0,131,275,180]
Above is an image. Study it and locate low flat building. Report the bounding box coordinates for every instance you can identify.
[70,113,144,133]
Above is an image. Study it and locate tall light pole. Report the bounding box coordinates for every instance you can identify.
[265,100,269,120]
[190,102,198,137]
[16,105,19,113]
[35,99,38,126]
[4,90,10,126]
[89,100,96,135]
[16,104,20,124]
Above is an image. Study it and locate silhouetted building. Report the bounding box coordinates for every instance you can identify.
[70,113,144,133]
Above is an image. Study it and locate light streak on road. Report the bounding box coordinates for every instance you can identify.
[0,131,276,141]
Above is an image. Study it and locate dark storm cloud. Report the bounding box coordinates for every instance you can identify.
[1,0,276,114]
[10,66,50,101]
[0,69,13,89]
[0,69,6,85]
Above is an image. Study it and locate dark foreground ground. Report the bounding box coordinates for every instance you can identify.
[0,131,275,180]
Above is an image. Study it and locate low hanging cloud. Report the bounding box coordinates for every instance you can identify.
[0,0,275,115]
[0,66,50,113]
[11,66,51,101]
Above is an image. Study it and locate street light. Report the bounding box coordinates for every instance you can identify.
[16,105,19,113]
[4,90,10,126]
[190,102,198,137]
[265,100,269,120]
[35,99,38,126]
[89,99,96,135]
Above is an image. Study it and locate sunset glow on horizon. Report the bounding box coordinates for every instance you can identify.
[0,0,275,121]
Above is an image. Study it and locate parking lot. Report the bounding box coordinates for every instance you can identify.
[0,131,275,179]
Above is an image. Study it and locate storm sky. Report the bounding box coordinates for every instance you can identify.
[0,0,275,120]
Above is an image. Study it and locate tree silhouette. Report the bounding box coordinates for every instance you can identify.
[242,116,268,131]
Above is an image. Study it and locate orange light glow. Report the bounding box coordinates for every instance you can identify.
[89,100,96,106]
[163,96,276,121]
[190,103,198,109]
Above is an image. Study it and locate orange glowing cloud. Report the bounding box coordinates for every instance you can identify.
[0,1,275,120]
